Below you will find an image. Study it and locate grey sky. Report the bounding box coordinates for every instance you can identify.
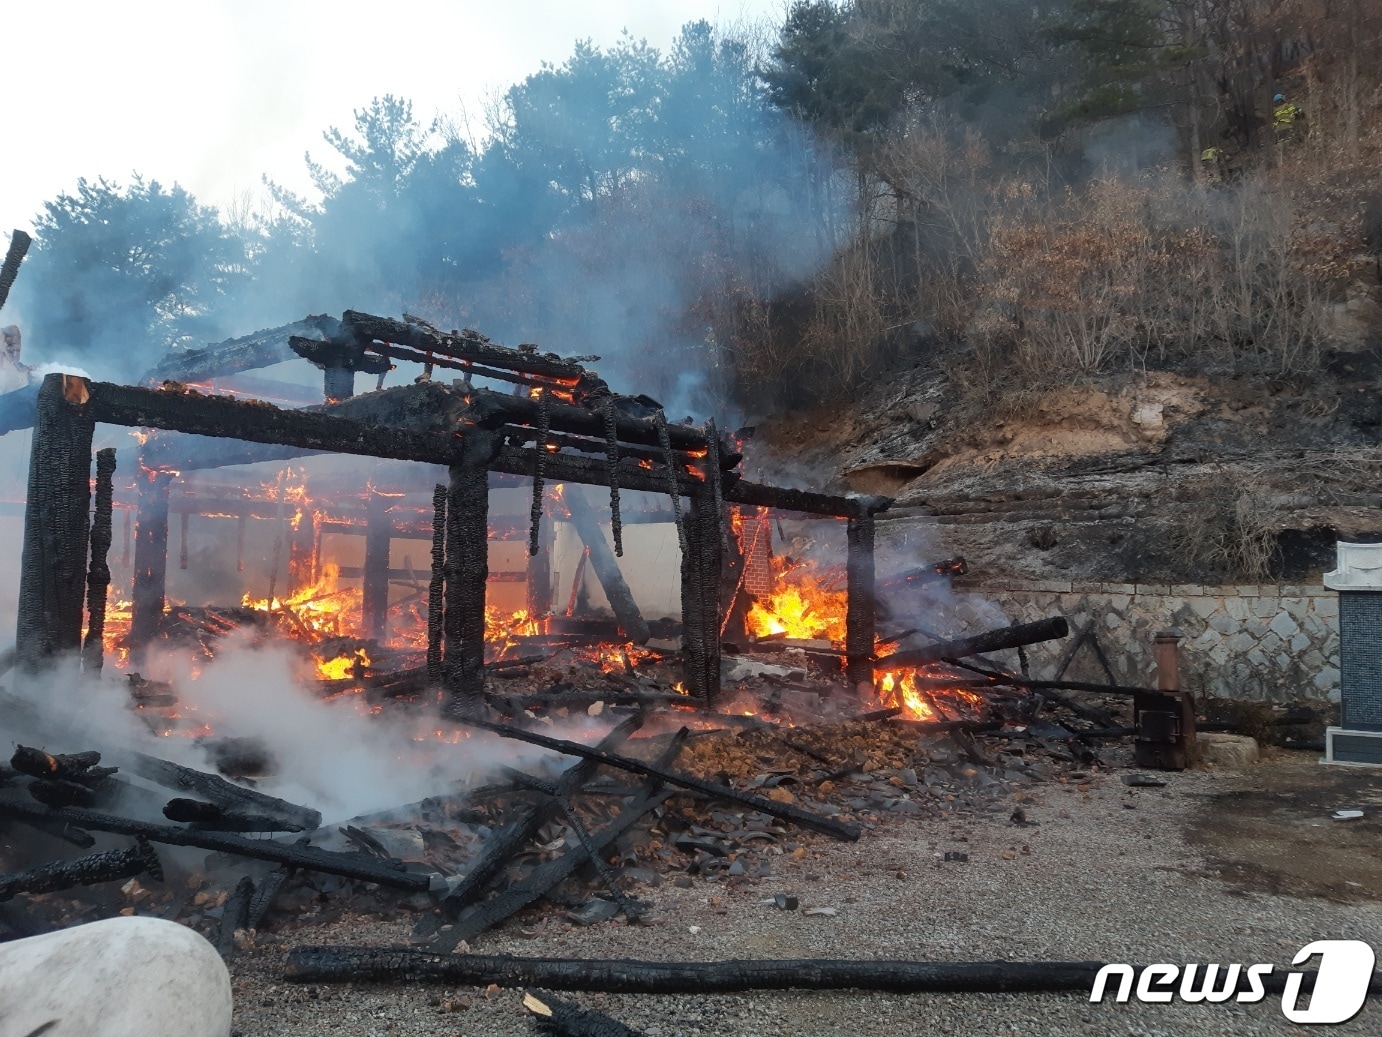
[3,0,784,236]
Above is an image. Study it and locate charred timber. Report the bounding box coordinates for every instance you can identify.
[844,513,876,688]
[289,336,392,376]
[442,438,497,704]
[438,717,642,923]
[217,875,254,957]
[343,311,592,382]
[142,315,342,384]
[432,731,685,950]
[503,426,729,472]
[82,448,117,673]
[524,991,646,1037]
[0,230,33,313]
[85,381,466,467]
[0,838,162,902]
[162,798,306,833]
[128,466,172,660]
[453,717,860,841]
[10,747,113,784]
[722,482,891,520]
[464,388,728,459]
[283,950,1197,996]
[118,751,322,831]
[15,375,95,669]
[0,799,430,891]
[876,618,1069,670]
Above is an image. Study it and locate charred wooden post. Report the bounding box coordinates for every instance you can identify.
[563,486,649,645]
[0,839,161,902]
[526,492,555,619]
[0,230,33,313]
[81,448,118,675]
[845,511,877,691]
[681,481,722,703]
[290,335,391,403]
[363,490,393,641]
[427,484,447,687]
[16,375,96,672]
[178,510,190,569]
[442,434,500,710]
[119,751,322,831]
[129,464,173,666]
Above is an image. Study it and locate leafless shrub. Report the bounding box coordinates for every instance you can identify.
[1171,471,1279,580]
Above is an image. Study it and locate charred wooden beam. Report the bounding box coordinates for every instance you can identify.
[363,490,393,641]
[876,617,1069,670]
[117,751,322,831]
[10,747,112,784]
[16,375,96,671]
[562,486,649,645]
[284,950,1146,995]
[85,381,467,466]
[81,448,118,674]
[0,838,161,902]
[0,229,32,313]
[343,310,591,382]
[437,717,642,925]
[722,482,890,520]
[844,513,876,690]
[162,798,306,833]
[0,799,430,891]
[432,731,686,950]
[141,315,342,384]
[454,718,859,841]
[503,426,729,472]
[465,388,723,458]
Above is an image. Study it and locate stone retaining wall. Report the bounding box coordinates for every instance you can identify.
[951,580,1340,703]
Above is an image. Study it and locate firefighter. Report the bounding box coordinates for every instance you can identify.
[1272,92,1305,143]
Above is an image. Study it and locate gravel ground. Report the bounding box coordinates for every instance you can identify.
[228,751,1382,1037]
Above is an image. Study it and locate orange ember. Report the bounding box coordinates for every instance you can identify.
[875,668,988,722]
[242,562,360,642]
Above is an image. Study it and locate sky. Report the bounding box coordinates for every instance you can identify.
[1,0,785,236]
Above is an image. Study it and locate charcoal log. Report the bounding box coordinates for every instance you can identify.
[0,800,428,892]
[216,876,254,957]
[438,716,642,923]
[524,991,646,1037]
[0,229,32,313]
[451,717,860,842]
[118,752,321,831]
[281,950,1125,994]
[0,838,161,902]
[28,779,111,810]
[437,782,675,948]
[876,618,1069,670]
[10,747,112,784]
[163,798,306,833]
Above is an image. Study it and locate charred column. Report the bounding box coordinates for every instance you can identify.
[427,484,446,687]
[563,485,649,645]
[442,433,500,712]
[845,511,877,691]
[525,495,554,620]
[682,479,722,703]
[362,491,392,641]
[81,448,118,675]
[129,466,173,666]
[15,374,96,671]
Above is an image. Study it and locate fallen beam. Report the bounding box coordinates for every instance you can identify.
[563,486,649,645]
[876,618,1069,670]
[0,799,431,891]
[450,717,860,841]
[278,950,1156,994]
[432,732,686,950]
[117,751,322,831]
[141,315,342,384]
[0,839,162,902]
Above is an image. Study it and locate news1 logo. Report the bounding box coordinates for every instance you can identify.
[1090,940,1375,1024]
